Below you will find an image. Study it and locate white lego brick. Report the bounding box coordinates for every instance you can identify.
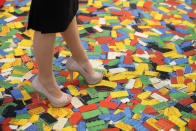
[6,76,24,82]
[0,92,3,99]
[109,67,127,74]
[125,79,135,89]
[151,93,168,102]
[17,122,32,130]
[149,77,161,84]
[134,32,148,38]
[138,39,148,46]
[126,25,132,30]
[9,125,18,130]
[4,16,17,22]
[159,3,171,7]
[53,118,68,130]
[99,18,106,25]
[22,70,34,80]
[169,128,177,131]
[0,58,15,63]
[1,67,13,73]
[169,61,176,66]
[154,80,170,89]
[170,35,184,41]
[135,53,150,59]
[93,26,103,32]
[107,52,126,59]
[3,47,14,52]
[1,71,11,77]
[71,96,84,108]
[120,98,130,103]
[151,28,163,35]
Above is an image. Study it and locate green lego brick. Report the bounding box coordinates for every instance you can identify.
[86,120,105,128]
[16,113,31,119]
[82,109,102,120]
[138,75,152,85]
[13,65,29,72]
[87,97,104,104]
[21,84,35,93]
[98,91,110,98]
[34,118,44,131]
[152,102,169,111]
[107,59,120,66]
[11,74,24,77]
[0,80,13,89]
[86,87,98,98]
[132,104,146,114]
[169,92,189,101]
[55,76,67,83]
[99,106,110,114]
[53,65,61,71]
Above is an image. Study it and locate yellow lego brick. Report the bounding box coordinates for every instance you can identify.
[10,79,22,84]
[159,88,170,95]
[12,70,26,75]
[88,0,93,5]
[0,88,5,92]
[19,7,30,12]
[134,78,143,89]
[18,40,33,47]
[111,30,117,38]
[9,119,28,126]
[2,26,10,33]
[174,14,182,19]
[1,62,12,70]
[188,56,194,64]
[110,91,129,98]
[26,62,34,69]
[48,107,67,118]
[14,48,25,56]
[62,126,77,131]
[66,108,74,118]
[137,91,151,100]
[13,58,22,66]
[164,106,181,118]
[113,109,124,114]
[104,16,118,20]
[120,19,132,25]
[8,6,14,12]
[88,80,117,88]
[128,33,134,39]
[123,1,129,7]
[154,14,163,20]
[132,114,142,120]
[67,85,80,96]
[29,114,39,123]
[6,23,15,28]
[187,82,196,92]
[21,90,31,101]
[79,89,88,95]
[173,66,185,71]
[145,71,159,76]
[28,107,45,115]
[138,26,151,28]
[168,116,186,127]
[116,42,126,50]
[43,123,53,131]
[143,32,159,36]
[177,76,185,84]
[141,99,159,106]
[177,9,187,14]
[124,39,131,45]
[190,103,196,110]
[163,52,185,59]
[146,118,161,130]
[171,84,186,88]
[115,121,133,131]
[158,6,170,13]
[5,53,14,58]
[157,65,173,72]
[59,50,72,56]
[113,25,122,29]
[184,73,196,79]
[137,1,145,7]
[14,22,24,28]
[114,0,122,6]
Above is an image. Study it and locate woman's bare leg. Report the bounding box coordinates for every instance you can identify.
[33,31,64,98]
[60,16,94,75]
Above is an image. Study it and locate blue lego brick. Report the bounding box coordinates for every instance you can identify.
[15,107,28,114]
[102,3,115,7]
[81,40,89,50]
[131,9,139,17]
[109,23,121,27]
[13,37,21,43]
[10,89,23,99]
[161,33,174,38]
[144,86,157,92]
[73,108,80,112]
[163,57,173,64]
[116,29,128,35]
[124,107,133,118]
[26,124,38,131]
[54,71,59,75]
[175,44,183,54]
[0,19,6,25]
[118,64,135,68]
[111,99,121,104]
[160,20,167,25]
[108,8,121,12]
[98,114,112,121]
[170,88,179,93]
[137,8,152,19]
[111,112,126,122]
[75,86,81,91]
[116,35,129,41]
[176,28,190,34]
[78,121,86,131]
[101,44,109,52]
[0,75,6,80]
[120,56,125,64]
[61,66,66,70]
[181,41,193,48]
[0,49,8,56]
[136,44,148,51]
[175,58,188,64]
[151,6,167,15]
[181,14,191,20]
[0,116,5,122]
[141,39,156,43]
[114,84,122,90]
[141,113,155,119]
[156,28,166,34]
[168,72,177,77]
[184,66,193,74]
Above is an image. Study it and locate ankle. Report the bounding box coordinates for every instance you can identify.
[37,75,55,84]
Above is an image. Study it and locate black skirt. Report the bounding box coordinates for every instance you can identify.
[27,0,79,34]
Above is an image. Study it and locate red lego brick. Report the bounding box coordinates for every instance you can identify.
[0,118,11,125]
[130,88,143,94]
[129,99,141,105]
[100,128,119,131]
[79,104,98,112]
[68,112,82,125]
[155,118,175,131]
[99,100,118,109]
[130,38,138,46]
[15,33,24,40]
[176,69,184,76]
[187,118,196,130]
[113,79,128,84]
[178,97,194,106]
[154,51,165,59]
[151,90,170,99]
[1,124,12,131]
[124,56,133,64]
[184,78,192,85]
[170,77,178,84]
[142,122,157,131]
[118,103,135,110]
[126,50,135,55]
[58,70,69,76]
[136,48,145,54]
[3,97,13,105]
[184,50,196,56]
[144,1,153,9]
[21,54,31,63]
[143,106,159,115]
[96,36,113,45]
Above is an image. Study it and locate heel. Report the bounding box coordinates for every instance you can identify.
[68,69,74,83]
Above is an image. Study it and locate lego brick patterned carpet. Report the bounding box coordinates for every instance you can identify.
[0,0,196,130]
